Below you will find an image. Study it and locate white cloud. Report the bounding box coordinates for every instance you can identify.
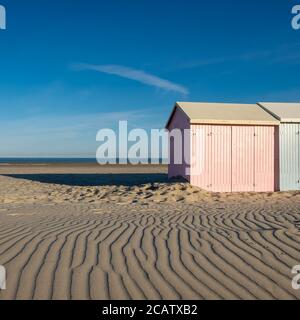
[72,63,189,95]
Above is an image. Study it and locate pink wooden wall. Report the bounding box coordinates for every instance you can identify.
[254,126,276,192]
[185,124,277,192]
[232,126,255,192]
[168,108,190,181]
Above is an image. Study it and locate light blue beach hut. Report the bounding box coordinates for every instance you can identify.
[259,103,300,191]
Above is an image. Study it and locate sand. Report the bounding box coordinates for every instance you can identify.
[0,164,299,300]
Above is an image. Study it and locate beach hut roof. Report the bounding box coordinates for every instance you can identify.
[166,102,280,128]
[258,102,300,123]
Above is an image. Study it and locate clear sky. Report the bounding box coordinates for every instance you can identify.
[0,0,299,157]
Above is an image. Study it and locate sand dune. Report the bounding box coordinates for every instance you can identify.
[1,173,300,206]
[0,165,299,300]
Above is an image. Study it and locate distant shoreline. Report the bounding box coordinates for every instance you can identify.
[0,158,167,166]
[0,162,167,167]
[0,163,167,167]
[0,158,97,164]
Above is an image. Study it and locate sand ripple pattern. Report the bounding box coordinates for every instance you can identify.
[0,202,300,300]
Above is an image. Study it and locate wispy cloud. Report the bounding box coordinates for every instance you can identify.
[72,63,189,96]
[174,42,300,70]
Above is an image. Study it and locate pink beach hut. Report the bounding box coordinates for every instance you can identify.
[166,102,280,192]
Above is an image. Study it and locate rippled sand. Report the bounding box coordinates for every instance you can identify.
[0,164,299,300]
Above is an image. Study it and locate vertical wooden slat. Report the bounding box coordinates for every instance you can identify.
[211,125,232,192]
[232,126,255,192]
[254,126,275,192]
[280,124,300,191]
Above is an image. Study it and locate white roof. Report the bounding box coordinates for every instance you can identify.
[258,103,300,123]
[166,102,279,127]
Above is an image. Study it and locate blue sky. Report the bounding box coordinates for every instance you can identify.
[0,0,299,157]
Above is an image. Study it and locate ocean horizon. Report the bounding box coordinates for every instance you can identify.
[0,158,166,164]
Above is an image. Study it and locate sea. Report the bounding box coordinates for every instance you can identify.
[0,158,98,164]
[0,158,166,164]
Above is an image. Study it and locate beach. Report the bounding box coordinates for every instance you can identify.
[0,164,299,300]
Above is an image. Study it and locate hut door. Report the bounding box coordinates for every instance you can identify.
[254,126,275,192]
[210,126,232,192]
[232,126,255,192]
[280,124,300,191]
[190,125,213,191]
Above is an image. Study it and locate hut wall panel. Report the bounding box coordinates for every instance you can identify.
[232,126,255,192]
[254,126,276,192]
[190,125,212,190]
[210,125,232,192]
[190,125,231,192]
[170,120,277,192]
[279,124,300,191]
[168,108,190,181]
